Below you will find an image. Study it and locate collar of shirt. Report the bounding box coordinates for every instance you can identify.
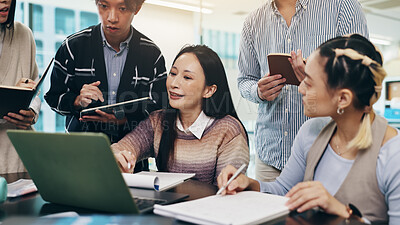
[176,111,215,139]
[270,0,309,12]
[100,25,133,54]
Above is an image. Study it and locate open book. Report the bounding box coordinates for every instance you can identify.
[80,96,152,118]
[122,172,195,192]
[0,58,54,117]
[154,191,289,225]
[267,53,305,86]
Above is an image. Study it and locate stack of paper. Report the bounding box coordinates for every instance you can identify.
[154,191,289,225]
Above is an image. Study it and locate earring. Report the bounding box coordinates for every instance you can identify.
[337,107,344,115]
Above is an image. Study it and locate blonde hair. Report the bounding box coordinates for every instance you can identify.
[333,48,387,149]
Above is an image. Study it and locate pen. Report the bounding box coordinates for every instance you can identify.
[25,79,29,84]
[216,163,247,195]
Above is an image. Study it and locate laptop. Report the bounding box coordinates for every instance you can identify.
[0,58,54,117]
[6,130,188,214]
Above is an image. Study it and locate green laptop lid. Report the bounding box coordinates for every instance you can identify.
[7,130,139,214]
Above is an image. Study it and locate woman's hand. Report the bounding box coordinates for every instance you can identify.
[114,150,136,173]
[285,181,349,218]
[16,78,36,89]
[217,165,260,195]
[3,109,36,129]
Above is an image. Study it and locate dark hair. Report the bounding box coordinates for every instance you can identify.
[0,0,16,32]
[156,45,247,171]
[95,0,145,11]
[318,34,383,110]
[317,34,387,150]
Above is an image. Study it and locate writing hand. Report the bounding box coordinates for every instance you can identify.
[114,150,136,173]
[217,165,252,195]
[16,78,36,89]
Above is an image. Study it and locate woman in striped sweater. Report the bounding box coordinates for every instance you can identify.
[111,45,249,185]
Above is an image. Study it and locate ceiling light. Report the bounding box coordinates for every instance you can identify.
[145,0,213,14]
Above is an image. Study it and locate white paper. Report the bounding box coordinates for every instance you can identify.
[122,173,159,190]
[122,172,195,191]
[7,179,38,197]
[154,191,289,225]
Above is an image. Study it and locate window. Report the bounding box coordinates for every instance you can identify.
[55,114,65,132]
[29,4,43,32]
[55,41,62,51]
[15,2,24,23]
[80,12,98,29]
[35,40,43,69]
[55,8,75,35]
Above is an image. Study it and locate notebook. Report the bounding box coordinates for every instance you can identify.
[154,191,289,225]
[0,58,54,117]
[267,53,305,86]
[7,130,188,214]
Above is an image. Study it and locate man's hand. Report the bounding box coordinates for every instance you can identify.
[288,49,306,83]
[74,81,104,109]
[80,109,127,125]
[257,74,286,101]
[3,109,36,129]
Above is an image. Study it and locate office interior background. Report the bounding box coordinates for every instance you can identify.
[16,0,400,177]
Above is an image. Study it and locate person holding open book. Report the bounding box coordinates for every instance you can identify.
[238,0,369,182]
[218,35,400,224]
[45,0,167,171]
[111,45,250,185]
[0,0,40,173]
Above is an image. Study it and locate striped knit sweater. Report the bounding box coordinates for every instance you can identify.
[112,110,249,185]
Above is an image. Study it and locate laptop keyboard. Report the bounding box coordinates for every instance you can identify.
[133,197,167,211]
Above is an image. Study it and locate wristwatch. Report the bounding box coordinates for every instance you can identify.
[113,107,125,120]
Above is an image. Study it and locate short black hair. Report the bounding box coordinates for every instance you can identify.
[95,0,145,11]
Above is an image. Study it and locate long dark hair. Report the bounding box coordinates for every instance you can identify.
[156,45,247,171]
[0,0,16,32]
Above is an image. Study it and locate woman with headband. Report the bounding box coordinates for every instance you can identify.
[217,34,400,224]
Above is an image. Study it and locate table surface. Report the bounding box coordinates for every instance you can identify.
[0,173,368,225]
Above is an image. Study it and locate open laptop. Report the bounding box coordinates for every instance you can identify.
[0,58,54,117]
[6,130,188,214]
